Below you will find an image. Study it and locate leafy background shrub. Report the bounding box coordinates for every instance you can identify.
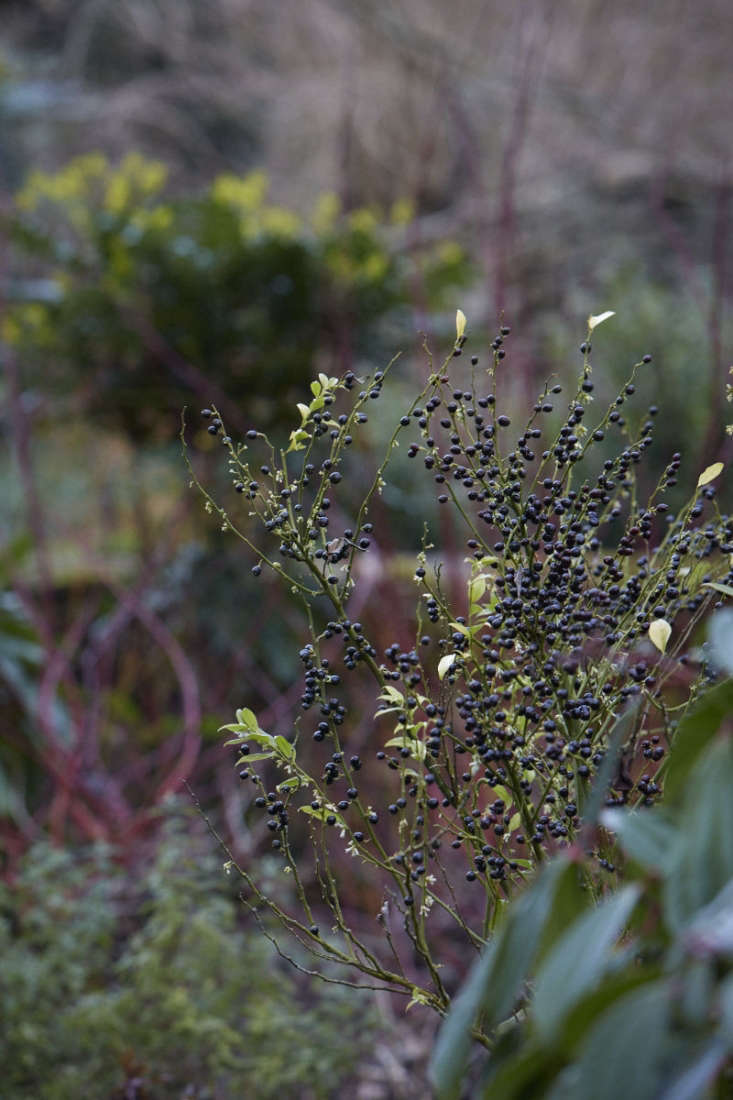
[0,804,379,1099]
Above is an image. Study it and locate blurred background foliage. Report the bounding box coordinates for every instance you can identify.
[0,1,732,1094]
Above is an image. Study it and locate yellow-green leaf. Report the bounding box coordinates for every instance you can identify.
[697,462,724,489]
[648,618,671,653]
[438,653,458,680]
[469,574,486,603]
[296,402,310,422]
[704,581,733,598]
[455,309,467,342]
[587,310,615,331]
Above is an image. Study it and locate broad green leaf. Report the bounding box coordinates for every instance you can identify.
[720,973,733,1043]
[438,653,458,680]
[660,1039,729,1100]
[663,679,733,802]
[430,940,497,1100]
[587,310,615,331]
[664,736,733,930]
[696,462,723,489]
[455,308,467,342]
[532,885,640,1041]
[479,1043,562,1100]
[708,608,733,676]
[562,981,672,1100]
[558,967,662,1058]
[237,751,274,764]
[296,402,310,422]
[648,618,671,653]
[601,807,679,876]
[310,379,322,396]
[430,858,577,1099]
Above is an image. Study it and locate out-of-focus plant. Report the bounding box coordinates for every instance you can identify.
[187,308,732,1018]
[429,610,733,1100]
[4,153,468,439]
[0,804,378,1100]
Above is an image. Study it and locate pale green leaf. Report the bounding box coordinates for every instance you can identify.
[587,310,615,331]
[469,574,487,603]
[438,653,458,680]
[704,581,733,599]
[648,618,671,653]
[235,708,259,731]
[456,308,467,342]
[697,462,723,489]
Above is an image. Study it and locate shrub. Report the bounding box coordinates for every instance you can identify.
[0,805,377,1099]
[186,309,732,1016]
[5,153,467,439]
[429,612,733,1098]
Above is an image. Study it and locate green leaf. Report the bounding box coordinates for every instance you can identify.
[648,618,671,653]
[704,581,733,599]
[469,574,486,603]
[663,679,733,803]
[274,735,295,760]
[587,310,615,331]
[479,1043,562,1100]
[660,1039,729,1100]
[235,708,259,731]
[532,885,640,1041]
[579,705,637,826]
[455,308,467,342]
[708,608,733,676]
[429,941,498,1100]
[237,751,274,764]
[430,857,583,1099]
[664,736,733,931]
[298,805,344,828]
[601,807,679,876]
[277,776,302,793]
[379,685,405,704]
[562,981,672,1100]
[696,462,723,489]
[438,653,458,680]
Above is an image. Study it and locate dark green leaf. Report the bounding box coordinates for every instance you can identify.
[429,941,498,1100]
[532,885,640,1041]
[660,1039,729,1100]
[580,705,638,826]
[601,806,679,876]
[430,858,580,1099]
[708,608,733,676]
[664,680,733,803]
[664,736,733,931]
[562,981,672,1100]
